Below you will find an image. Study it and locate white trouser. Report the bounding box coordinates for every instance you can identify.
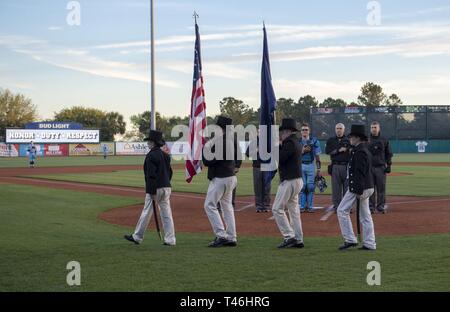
[204,176,238,242]
[337,188,376,249]
[132,188,176,245]
[272,178,304,241]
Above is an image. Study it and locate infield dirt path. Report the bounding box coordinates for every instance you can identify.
[1,165,450,237]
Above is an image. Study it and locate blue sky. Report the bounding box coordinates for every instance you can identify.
[1,0,450,128]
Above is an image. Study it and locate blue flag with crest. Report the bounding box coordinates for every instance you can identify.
[260,24,277,186]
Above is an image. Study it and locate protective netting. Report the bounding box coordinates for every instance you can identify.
[310,106,450,140]
[427,113,450,139]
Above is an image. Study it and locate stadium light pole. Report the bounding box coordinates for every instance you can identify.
[150,0,156,130]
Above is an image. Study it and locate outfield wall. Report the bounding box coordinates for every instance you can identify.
[1,139,449,157]
[317,139,450,154]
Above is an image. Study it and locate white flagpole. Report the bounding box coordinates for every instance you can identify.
[150,0,156,130]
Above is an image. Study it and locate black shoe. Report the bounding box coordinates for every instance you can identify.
[299,208,306,213]
[277,237,297,248]
[370,209,375,214]
[306,208,315,213]
[223,240,237,247]
[376,207,386,214]
[163,242,175,246]
[358,245,376,251]
[338,242,358,250]
[124,234,139,245]
[256,209,263,213]
[208,237,228,247]
[293,241,305,248]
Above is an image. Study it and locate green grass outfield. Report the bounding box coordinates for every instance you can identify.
[0,153,449,168]
[1,183,449,291]
[27,165,450,197]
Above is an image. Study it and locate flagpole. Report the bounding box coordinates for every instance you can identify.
[150,0,156,130]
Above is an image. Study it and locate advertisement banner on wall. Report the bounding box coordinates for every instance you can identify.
[69,143,115,156]
[19,144,45,157]
[6,129,100,143]
[115,142,149,155]
[43,144,69,156]
[0,143,19,157]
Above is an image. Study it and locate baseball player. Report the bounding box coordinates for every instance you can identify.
[337,124,376,251]
[272,118,304,248]
[27,141,37,168]
[102,144,108,159]
[368,121,393,214]
[124,130,176,246]
[298,123,322,213]
[202,116,242,247]
[325,123,350,212]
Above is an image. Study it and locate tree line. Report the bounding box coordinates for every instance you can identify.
[0,82,402,141]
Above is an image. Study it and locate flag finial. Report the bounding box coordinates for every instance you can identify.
[193,11,199,24]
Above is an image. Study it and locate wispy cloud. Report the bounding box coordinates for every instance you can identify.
[0,35,180,88]
[0,35,47,46]
[0,80,35,91]
[47,26,62,31]
[163,60,255,79]
[383,5,450,20]
[119,0,190,10]
[232,38,450,63]
[92,30,261,50]
[90,22,450,59]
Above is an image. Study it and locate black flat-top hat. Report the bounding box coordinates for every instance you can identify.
[279,118,299,132]
[349,124,367,140]
[144,130,165,146]
[216,116,233,128]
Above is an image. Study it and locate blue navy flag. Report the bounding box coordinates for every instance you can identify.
[260,25,277,185]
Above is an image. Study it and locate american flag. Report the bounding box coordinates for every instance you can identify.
[185,21,206,183]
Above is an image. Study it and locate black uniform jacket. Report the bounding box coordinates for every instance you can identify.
[325,135,351,164]
[144,146,173,195]
[278,133,303,182]
[202,131,242,180]
[348,143,374,195]
[368,134,393,167]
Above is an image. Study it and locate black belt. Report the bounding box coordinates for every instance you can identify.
[302,161,313,164]
[332,162,348,165]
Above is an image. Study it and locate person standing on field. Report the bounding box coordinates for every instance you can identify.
[325,123,350,212]
[246,133,271,213]
[337,124,376,251]
[272,118,305,249]
[124,130,176,246]
[202,116,242,247]
[27,141,37,168]
[298,123,322,213]
[102,144,108,159]
[368,121,393,214]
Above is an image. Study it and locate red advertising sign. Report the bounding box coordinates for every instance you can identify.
[44,144,69,156]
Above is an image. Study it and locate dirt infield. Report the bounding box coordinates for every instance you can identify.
[1,165,450,237]
[0,164,411,177]
[170,162,450,170]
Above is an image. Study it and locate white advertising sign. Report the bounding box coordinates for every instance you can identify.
[116,142,150,155]
[6,129,100,143]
